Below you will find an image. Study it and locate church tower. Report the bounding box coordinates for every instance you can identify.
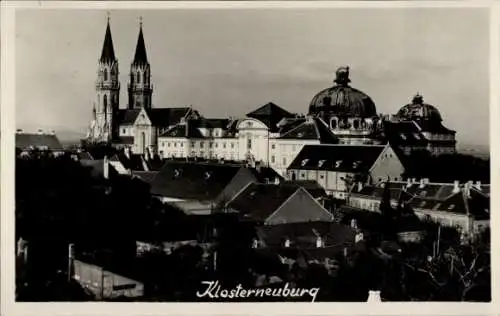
[88,17,120,143]
[128,19,152,109]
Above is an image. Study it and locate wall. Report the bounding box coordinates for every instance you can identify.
[73,259,144,300]
[369,146,405,183]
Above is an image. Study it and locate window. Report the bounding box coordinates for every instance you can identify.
[191,142,195,147]
[353,120,360,129]
[223,143,226,149]
[331,119,338,129]
[104,70,108,81]
[122,128,126,134]
[209,142,213,148]
[247,122,253,127]
[137,71,141,84]
[231,143,235,149]
[283,157,287,166]
[318,160,326,167]
[200,142,204,148]
[419,191,427,197]
[167,142,171,147]
[335,160,342,168]
[301,159,309,166]
[271,144,276,150]
[320,175,325,180]
[103,95,108,109]
[180,143,184,148]
[215,143,218,148]
[271,155,275,163]
[448,204,455,210]
[247,138,252,150]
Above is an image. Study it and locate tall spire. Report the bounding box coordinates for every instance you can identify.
[100,15,116,63]
[133,17,148,65]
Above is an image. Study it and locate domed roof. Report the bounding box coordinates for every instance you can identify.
[396,94,443,122]
[308,66,377,118]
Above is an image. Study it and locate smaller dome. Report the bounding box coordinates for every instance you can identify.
[396,93,443,122]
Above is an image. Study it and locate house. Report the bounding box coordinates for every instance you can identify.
[149,160,281,215]
[347,179,490,235]
[226,182,332,225]
[108,147,164,175]
[286,144,405,199]
[16,129,65,157]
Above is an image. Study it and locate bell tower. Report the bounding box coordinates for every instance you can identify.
[128,17,153,109]
[91,15,120,143]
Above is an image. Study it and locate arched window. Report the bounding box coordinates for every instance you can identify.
[104,70,108,81]
[137,71,141,84]
[142,132,146,154]
[353,119,360,129]
[103,95,108,109]
[331,118,338,129]
[143,72,147,84]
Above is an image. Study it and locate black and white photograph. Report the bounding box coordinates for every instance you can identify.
[3,1,494,309]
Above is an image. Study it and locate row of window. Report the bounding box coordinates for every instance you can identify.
[159,151,237,160]
[160,141,238,149]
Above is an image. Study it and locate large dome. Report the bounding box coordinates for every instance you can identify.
[308,67,377,118]
[396,94,443,122]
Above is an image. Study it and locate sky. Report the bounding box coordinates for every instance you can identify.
[15,7,489,147]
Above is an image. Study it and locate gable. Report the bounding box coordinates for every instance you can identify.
[215,168,259,205]
[236,118,269,130]
[369,145,405,181]
[134,108,152,126]
[265,188,333,225]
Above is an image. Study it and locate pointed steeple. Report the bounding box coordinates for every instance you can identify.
[133,17,148,65]
[100,16,116,63]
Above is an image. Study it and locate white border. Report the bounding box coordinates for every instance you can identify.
[1,1,498,316]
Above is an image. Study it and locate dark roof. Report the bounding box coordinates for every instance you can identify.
[116,136,134,145]
[80,159,119,179]
[150,161,242,201]
[144,156,165,171]
[133,24,148,65]
[383,121,428,146]
[116,108,191,128]
[256,221,356,249]
[100,21,116,63]
[116,109,141,125]
[288,144,385,172]
[109,151,146,171]
[280,180,326,198]
[279,117,338,143]
[246,102,294,132]
[132,171,159,184]
[16,133,64,151]
[228,183,299,222]
[78,151,94,161]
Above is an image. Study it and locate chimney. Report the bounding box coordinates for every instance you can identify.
[406,178,412,188]
[37,129,44,135]
[255,161,262,173]
[357,181,363,192]
[464,181,473,198]
[124,147,131,159]
[419,179,425,189]
[355,231,364,243]
[274,177,280,185]
[284,238,290,248]
[367,290,381,303]
[475,181,482,191]
[424,178,430,184]
[16,129,23,133]
[452,180,460,194]
[316,236,323,248]
[412,178,417,184]
[185,119,189,137]
[103,155,109,179]
[351,219,358,229]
